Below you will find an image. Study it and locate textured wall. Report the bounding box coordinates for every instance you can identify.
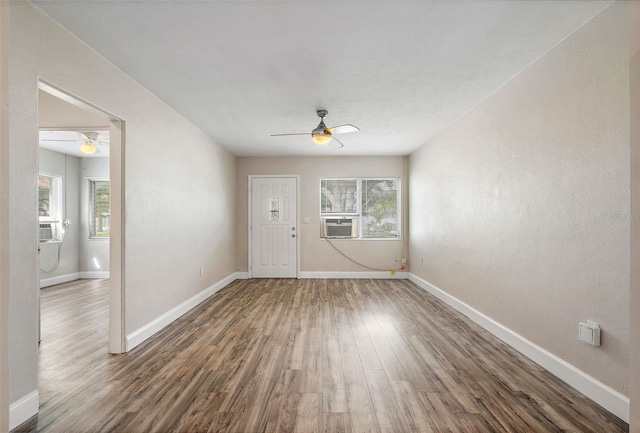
[38,150,81,281]
[0,0,9,429]
[237,157,409,274]
[38,89,108,129]
[9,1,236,404]
[630,0,640,429]
[409,2,629,395]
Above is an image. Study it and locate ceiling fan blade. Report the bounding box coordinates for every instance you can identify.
[328,124,359,135]
[331,136,345,149]
[41,139,80,142]
[270,133,310,137]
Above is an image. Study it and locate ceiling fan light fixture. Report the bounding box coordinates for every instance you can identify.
[311,134,332,145]
[80,141,97,155]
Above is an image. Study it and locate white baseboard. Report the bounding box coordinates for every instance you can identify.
[79,271,110,279]
[408,273,629,423]
[40,271,110,288]
[126,272,243,351]
[298,271,408,279]
[234,271,250,279]
[40,272,80,288]
[9,390,38,431]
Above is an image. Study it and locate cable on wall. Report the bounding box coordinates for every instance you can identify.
[324,238,391,272]
[39,155,67,274]
[39,242,62,273]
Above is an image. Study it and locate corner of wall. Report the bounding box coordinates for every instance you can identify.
[8,391,38,431]
[0,0,9,430]
[629,1,640,430]
[126,272,244,351]
[408,273,630,422]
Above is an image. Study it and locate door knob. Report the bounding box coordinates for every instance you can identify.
[292,234,296,238]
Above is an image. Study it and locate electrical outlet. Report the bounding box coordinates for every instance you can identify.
[401,258,407,266]
[200,266,204,276]
[420,257,424,265]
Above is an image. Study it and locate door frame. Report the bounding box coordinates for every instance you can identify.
[248,175,300,279]
[38,80,126,354]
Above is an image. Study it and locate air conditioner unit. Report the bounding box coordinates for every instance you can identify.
[321,217,358,239]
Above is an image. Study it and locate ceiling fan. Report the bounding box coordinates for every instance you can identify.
[271,110,359,148]
[78,131,101,155]
[41,131,106,155]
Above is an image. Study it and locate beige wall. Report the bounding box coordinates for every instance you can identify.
[409,1,629,399]
[8,0,236,414]
[38,89,109,129]
[0,0,9,430]
[630,0,640,430]
[237,157,408,274]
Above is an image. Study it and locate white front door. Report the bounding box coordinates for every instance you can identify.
[250,177,298,278]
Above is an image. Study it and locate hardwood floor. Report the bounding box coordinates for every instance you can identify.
[17,278,628,433]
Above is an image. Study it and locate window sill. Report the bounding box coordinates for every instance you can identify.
[39,240,62,245]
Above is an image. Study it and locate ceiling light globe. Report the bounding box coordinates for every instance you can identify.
[81,142,97,155]
[312,134,332,145]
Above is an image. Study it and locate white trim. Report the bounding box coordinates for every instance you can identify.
[39,272,80,288]
[79,271,110,279]
[408,273,630,423]
[299,271,408,279]
[9,390,38,431]
[39,271,110,288]
[125,272,243,351]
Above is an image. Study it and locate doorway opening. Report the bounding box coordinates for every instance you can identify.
[37,81,125,354]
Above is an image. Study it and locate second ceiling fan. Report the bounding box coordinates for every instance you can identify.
[271,110,359,148]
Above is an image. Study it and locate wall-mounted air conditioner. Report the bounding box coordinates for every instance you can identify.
[321,217,358,239]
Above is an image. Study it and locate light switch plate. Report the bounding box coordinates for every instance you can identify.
[579,321,601,346]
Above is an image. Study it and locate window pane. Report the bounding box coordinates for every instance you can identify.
[38,175,53,218]
[39,174,63,242]
[321,179,358,214]
[361,179,399,238]
[91,180,110,238]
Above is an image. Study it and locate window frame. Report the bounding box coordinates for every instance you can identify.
[38,173,64,243]
[88,178,111,239]
[319,177,401,240]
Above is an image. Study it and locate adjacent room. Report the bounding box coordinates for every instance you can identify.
[1,1,639,432]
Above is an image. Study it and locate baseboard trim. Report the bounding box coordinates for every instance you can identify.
[298,271,408,279]
[79,271,110,279]
[9,390,38,431]
[126,272,243,351]
[408,273,629,423]
[39,271,110,288]
[234,271,250,279]
[39,272,80,288]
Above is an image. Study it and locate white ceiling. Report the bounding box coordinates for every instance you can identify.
[33,1,611,157]
[39,130,110,158]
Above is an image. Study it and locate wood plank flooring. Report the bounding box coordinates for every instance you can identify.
[16,278,628,432]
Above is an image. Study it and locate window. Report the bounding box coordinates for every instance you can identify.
[320,178,400,239]
[39,174,63,242]
[321,179,358,214]
[90,180,110,238]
